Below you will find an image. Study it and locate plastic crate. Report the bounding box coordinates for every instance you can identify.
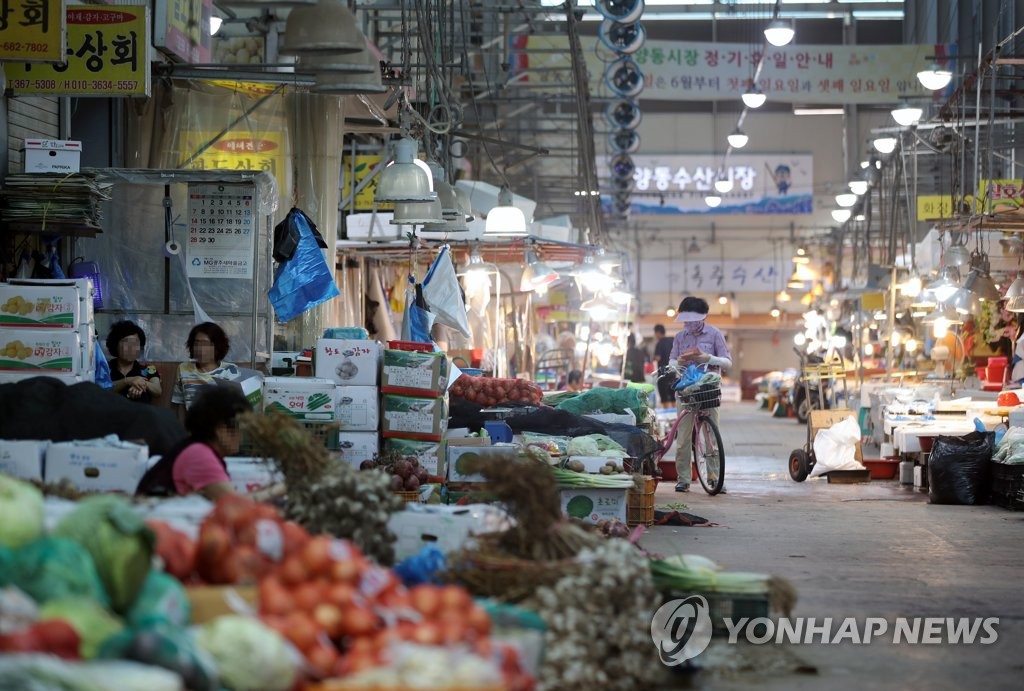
[239,419,341,456]
[627,476,657,526]
[387,340,433,353]
[990,461,1024,510]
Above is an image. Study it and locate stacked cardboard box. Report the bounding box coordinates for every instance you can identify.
[380,346,449,479]
[313,338,382,468]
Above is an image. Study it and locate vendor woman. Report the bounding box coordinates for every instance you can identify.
[171,321,239,422]
[137,383,250,499]
[106,320,161,403]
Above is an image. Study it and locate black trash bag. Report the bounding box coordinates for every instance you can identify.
[928,431,994,505]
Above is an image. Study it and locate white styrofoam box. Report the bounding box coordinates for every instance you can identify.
[225,457,284,494]
[0,328,85,377]
[23,139,81,174]
[335,385,379,431]
[46,438,149,493]
[344,212,403,241]
[559,488,628,524]
[455,179,536,223]
[385,438,443,477]
[530,215,576,243]
[262,376,336,420]
[388,503,512,561]
[315,338,381,386]
[0,439,48,480]
[336,431,380,468]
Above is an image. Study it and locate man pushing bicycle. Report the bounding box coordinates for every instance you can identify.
[670,297,732,492]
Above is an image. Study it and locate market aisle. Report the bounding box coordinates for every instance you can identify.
[642,402,1024,690]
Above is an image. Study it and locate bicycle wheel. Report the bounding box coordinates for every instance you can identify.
[692,414,725,495]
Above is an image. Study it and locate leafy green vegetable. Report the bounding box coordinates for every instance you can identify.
[551,468,635,489]
[2,537,108,606]
[195,616,298,691]
[125,571,191,629]
[39,598,124,659]
[53,496,154,614]
[100,621,219,691]
[0,474,44,549]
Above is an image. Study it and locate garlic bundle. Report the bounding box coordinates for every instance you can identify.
[525,540,664,690]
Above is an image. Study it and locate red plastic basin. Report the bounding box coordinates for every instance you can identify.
[863,458,900,480]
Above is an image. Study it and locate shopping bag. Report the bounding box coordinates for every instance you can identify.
[421,246,471,337]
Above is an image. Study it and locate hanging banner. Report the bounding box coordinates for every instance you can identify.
[153,0,212,63]
[513,37,954,104]
[179,130,285,180]
[601,154,813,215]
[342,155,394,211]
[0,0,64,62]
[916,194,956,221]
[640,258,790,293]
[186,183,256,280]
[3,5,150,96]
[978,179,1024,213]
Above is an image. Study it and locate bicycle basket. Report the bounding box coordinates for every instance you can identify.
[678,383,721,410]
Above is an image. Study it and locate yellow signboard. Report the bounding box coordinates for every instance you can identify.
[916,195,955,221]
[4,6,149,96]
[342,155,393,212]
[179,130,286,181]
[0,0,64,62]
[978,179,1024,213]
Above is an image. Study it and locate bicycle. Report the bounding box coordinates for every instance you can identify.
[649,365,725,495]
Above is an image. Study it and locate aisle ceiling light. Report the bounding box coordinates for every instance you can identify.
[947,287,976,315]
[581,294,619,320]
[421,214,469,235]
[921,305,963,325]
[905,338,919,353]
[280,0,368,55]
[917,64,953,91]
[1003,272,1024,300]
[963,265,1000,302]
[666,306,677,318]
[777,289,792,302]
[390,198,442,225]
[891,102,923,127]
[726,128,749,149]
[609,290,634,305]
[713,178,734,194]
[831,209,852,223]
[571,254,616,293]
[835,192,857,208]
[687,236,701,254]
[925,266,961,303]
[873,137,898,154]
[520,249,559,291]
[427,162,461,221]
[718,293,729,305]
[793,333,806,346]
[787,270,804,289]
[943,243,971,268]
[763,19,795,47]
[741,85,767,109]
[704,193,722,208]
[595,247,620,272]
[484,186,528,237]
[849,180,869,195]
[769,304,782,318]
[792,247,809,264]
[900,273,923,298]
[375,139,434,203]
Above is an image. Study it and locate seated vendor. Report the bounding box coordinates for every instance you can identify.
[106,320,161,403]
[172,322,240,422]
[137,383,250,499]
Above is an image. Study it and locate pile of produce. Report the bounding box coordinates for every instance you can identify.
[449,374,543,406]
[358,448,436,491]
[650,554,798,616]
[241,411,403,564]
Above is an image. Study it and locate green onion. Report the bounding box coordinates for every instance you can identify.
[650,555,770,595]
[550,468,635,489]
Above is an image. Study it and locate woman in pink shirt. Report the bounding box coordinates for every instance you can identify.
[137,383,251,499]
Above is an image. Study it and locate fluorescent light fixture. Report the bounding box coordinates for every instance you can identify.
[849,180,869,195]
[714,178,734,194]
[793,107,845,115]
[831,209,852,223]
[873,137,898,154]
[704,194,722,208]
[891,103,923,127]
[763,19,795,47]
[485,186,528,237]
[860,160,870,169]
[917,64,953,91]
[741,86,766,108]
[835,192,857,207]
[727,128,749,148]
[854,213,866,221]
[209,16,223,35]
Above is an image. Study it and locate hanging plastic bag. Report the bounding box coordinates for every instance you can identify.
[94,338,113,389]
[421,246,471,337]
[400,280,435,344]
[810,416,864,477]
[269,208,341,323]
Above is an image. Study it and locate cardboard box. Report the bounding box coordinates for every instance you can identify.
[559,488,628,524]
[262,376,336,420]
[444,485,497,506]
[225,457,284,494]
[0,328,84,376]
[381,349,448,397]
[8,278,94,328]
[0,282,86,329]
[46,438,149,493]
[315,339,381,386]
[381,394,447,441]
[447,444,518,482]
[336,431,380,468]
[385,438,443,477]
[0,371,86,385]
[0,439,47,481]
[335,385,379,431]
[388,503,512,561]
[23,139,81,174]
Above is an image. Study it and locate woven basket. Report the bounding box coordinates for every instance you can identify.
[627,475,657,527]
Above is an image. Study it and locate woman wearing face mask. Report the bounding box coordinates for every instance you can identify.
[106,320,161,403]
[670,296,732,492]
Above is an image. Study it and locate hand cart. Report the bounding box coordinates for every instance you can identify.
[788,352,854,482]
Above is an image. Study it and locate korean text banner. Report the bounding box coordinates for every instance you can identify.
[513,37,952,104]
[601,154,813,215]
[0,0,64,62]
[3,5,150,97]
[640,258,789,293]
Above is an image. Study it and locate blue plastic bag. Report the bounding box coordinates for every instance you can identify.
[400,280,435,344]
[394,545,446,586]
[269,209,340,323]
[94,337,113,389]
[673,364,705,390]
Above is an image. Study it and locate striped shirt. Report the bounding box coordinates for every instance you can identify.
[171,361,240,409]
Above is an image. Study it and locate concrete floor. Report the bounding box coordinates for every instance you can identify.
[640,401,1024,691]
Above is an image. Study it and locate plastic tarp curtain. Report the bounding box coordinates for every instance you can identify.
[269,208,340,323]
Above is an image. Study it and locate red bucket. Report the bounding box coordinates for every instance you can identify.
[988,356,1008,384]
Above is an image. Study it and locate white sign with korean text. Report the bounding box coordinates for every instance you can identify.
[186,183,255,279]
[602,154,813,215]
[639,259,789,293]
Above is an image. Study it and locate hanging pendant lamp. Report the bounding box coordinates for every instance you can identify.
[375,138,434,203]
[280,0,367,55]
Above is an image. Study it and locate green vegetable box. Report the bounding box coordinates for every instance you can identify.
[261,376,336,421]
[560,488,628,524]
[381,348,448,397]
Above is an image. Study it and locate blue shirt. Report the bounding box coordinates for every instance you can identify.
[669,323,732,372]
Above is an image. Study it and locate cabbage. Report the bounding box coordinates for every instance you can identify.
[39,598,124,659]
[2,537,108,606]
[53,496,154,614]
[195,616,298,691]
[566,437,599,457]
[0,474,44,549]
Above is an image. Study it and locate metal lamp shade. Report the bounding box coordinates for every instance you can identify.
[1003,272,1024,300]
[427,162,461,220]
[963,269,1001,301]
[280,0,367,55]
[1008,295,1024,313]
[947,288,976,315]
[454,187,475,222]
[520,249,558,290]
[375,139,434,203]
[298,49,375,74]
[311,49,385,94]
[484,187,527,237]
[943,244,971,267]
[390,197,443,225]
